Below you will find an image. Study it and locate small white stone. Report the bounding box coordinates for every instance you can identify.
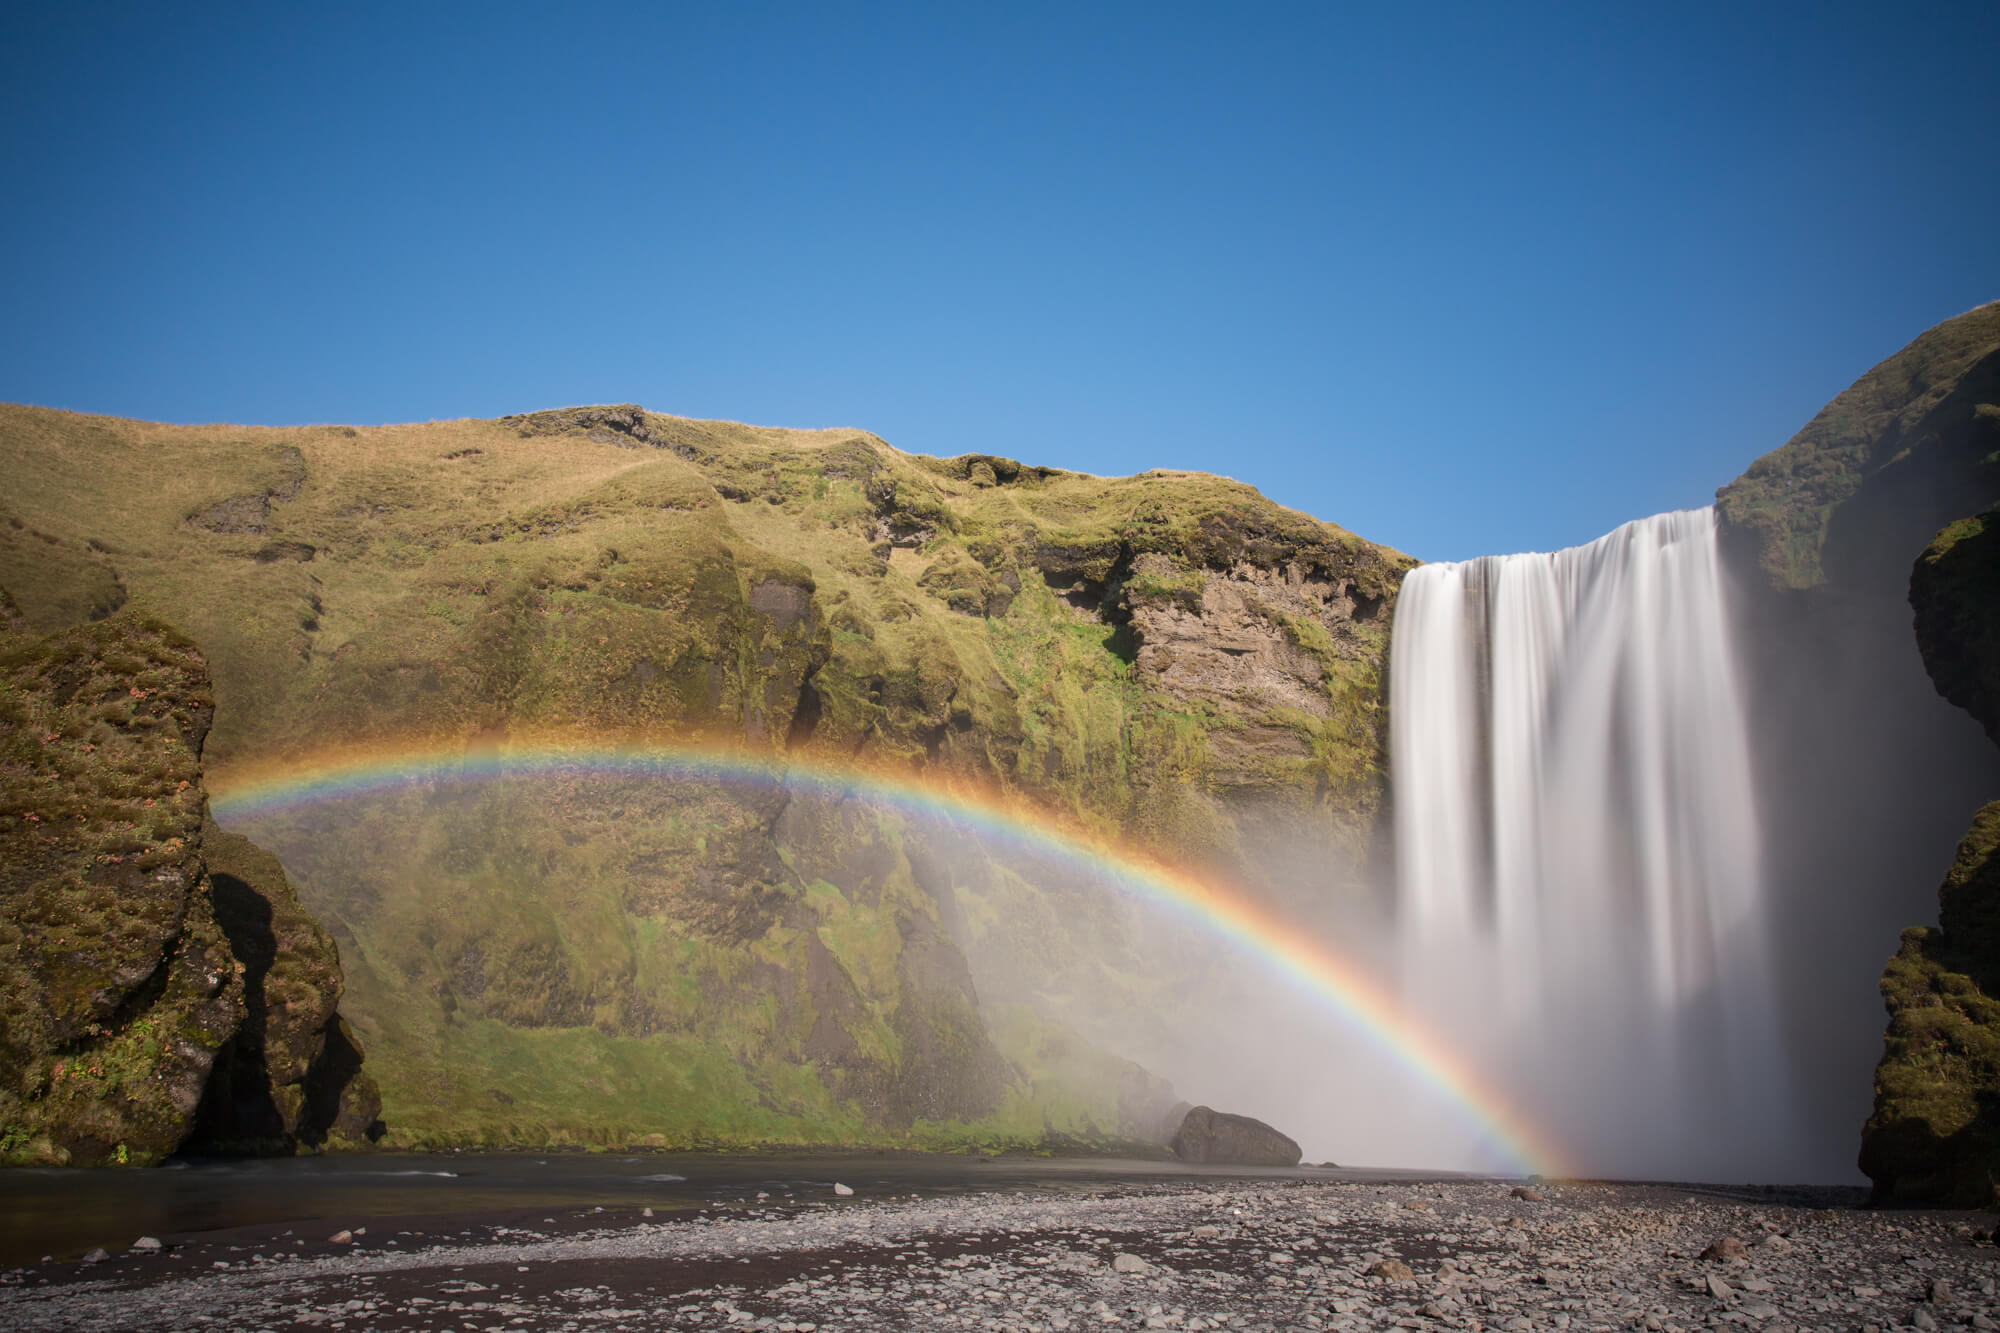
[833,1183,854,1197]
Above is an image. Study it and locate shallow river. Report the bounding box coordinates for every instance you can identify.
[0,1152,1431,1268]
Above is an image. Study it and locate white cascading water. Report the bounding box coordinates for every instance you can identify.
[1391,507,1792,1180]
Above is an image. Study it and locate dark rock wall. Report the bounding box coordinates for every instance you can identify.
[1860,503,2000,1206]
[0,608,374,1165]
[1715,303,2000,1175]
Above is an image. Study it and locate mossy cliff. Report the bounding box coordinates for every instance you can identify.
[1712,303,2000,1178]
[1716,300,2000,595]
[0,606,377,1164]
[1860,510,2000,1206]
[0,403,1410,1151]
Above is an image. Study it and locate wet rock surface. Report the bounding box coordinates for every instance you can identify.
[4,1177,1996,1332]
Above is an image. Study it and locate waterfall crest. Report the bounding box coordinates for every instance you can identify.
[1391,507,1788,1179]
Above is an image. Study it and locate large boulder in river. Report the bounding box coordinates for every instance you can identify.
[1169,1104,1302,1166]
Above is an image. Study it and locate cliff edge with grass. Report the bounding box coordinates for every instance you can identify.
[0,405,1408,1151]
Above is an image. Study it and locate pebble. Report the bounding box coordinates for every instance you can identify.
[832,1183,854,1197]
[1700,1235,1749,1261]
[129,1238,161,1254]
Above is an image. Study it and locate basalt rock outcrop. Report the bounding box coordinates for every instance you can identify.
[1169,1104,1303,1167]
[0,605,376,1164]
[0,404,1403,1151]
[1860,507,2000,1207]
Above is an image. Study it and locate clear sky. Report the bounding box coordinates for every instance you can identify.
[3,2,1995,562]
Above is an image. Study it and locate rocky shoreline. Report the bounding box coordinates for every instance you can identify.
[3,1176,1995,1332]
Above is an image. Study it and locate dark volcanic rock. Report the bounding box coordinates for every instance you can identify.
[1860,505,2000,1207]
[0,611,238,1164]
[1911,509,2000,747]
[1861,801,2000,1207]
[1716,307,2000,1177]
[0,606,374,1165]
[186,819,382,1153]
[1168,1104,1302,1166]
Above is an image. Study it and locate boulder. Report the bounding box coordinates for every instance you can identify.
[1168,1104,1302,1166]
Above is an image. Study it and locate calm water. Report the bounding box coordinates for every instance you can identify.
[0,1152,1423,1268]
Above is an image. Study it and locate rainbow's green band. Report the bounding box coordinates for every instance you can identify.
[210,736,1563,1177]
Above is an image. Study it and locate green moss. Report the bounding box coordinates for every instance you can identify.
[1862,802,2000,1207]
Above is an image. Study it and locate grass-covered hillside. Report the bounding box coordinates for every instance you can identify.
[0,402,1411,1150]
[1717,300,2000,594]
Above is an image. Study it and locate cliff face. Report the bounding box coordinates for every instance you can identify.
[0,606,377,1164]
[1862,803,2000,1206]
[1712,304,2000,1176]
[0,404,1406,1150]
[1860,508,2000,1206]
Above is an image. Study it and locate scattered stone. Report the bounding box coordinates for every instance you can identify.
[1705,1274,1734,1300]
[1700,1236,1749,1262]
[1367,1259,1416,1283]
[79,1249,109,1265]
[832,1183,854,1197]
[130,1237,162,1253]
[642,1207,654,1218]
[1510,1186,1545,1202]
[327,1230,353,1244]
[1113,1253,1154,1275]
[1912,1305,1940,1332]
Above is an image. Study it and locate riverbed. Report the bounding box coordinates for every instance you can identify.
[3,1161,1992,1332]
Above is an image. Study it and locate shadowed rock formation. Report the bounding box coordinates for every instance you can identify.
[0,603,376,1165]
[1861,508,2000,1207]
[1716,302,2000,1176]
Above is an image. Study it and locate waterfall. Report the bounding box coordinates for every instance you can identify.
[1390,507,1789,1180]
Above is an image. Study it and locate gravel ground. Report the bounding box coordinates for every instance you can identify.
[2,1177,1996,1331]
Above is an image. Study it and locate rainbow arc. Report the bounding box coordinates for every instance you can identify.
[210,735,1565,1177]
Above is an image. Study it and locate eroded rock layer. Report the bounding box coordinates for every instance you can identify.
[0,606,376,1164]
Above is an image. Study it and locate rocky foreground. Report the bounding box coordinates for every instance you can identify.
[3,1177,1997,1332]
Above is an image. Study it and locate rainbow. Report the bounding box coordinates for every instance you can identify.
[209,736,1565,1177]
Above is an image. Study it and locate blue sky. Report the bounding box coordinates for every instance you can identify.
[3,2,1995,561]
